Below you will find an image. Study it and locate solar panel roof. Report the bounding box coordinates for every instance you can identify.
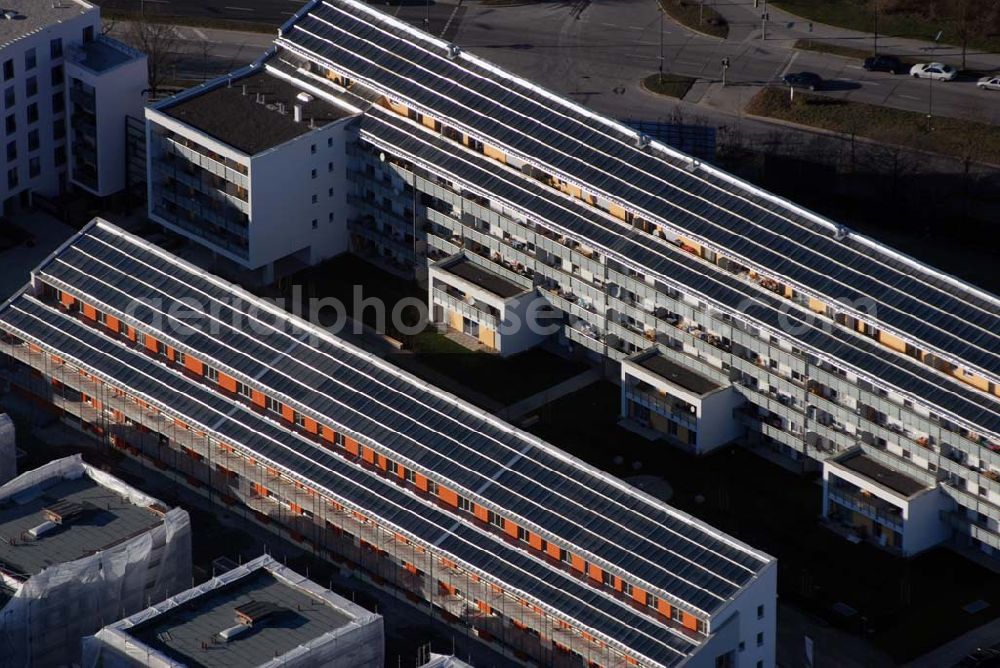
[0,292,706,668]
[32,221,770,621]
[346,106,1000,438]
[274,0,1000,384]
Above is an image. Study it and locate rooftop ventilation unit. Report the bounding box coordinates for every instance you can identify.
[28,521,57,539]
[218,624,251,642]
[43,500,84,525]
[447,44,461,60]
[685,159,701,173]
[635,134,651,150]
[834,226,849,241]
[296,92,314,104]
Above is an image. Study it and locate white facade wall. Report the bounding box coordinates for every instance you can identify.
[822,459,951,556]
[0,4,100,212]
[64,37,148,196]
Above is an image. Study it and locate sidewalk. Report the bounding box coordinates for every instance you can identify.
[708,0,1000,70]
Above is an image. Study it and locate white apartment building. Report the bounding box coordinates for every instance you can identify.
[146,57,358,283]
[0,0,146,213]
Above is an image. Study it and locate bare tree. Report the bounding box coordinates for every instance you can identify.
[122,15,180,95]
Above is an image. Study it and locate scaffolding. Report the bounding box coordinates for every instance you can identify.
[0,454,192,668]
[0,338,639,668]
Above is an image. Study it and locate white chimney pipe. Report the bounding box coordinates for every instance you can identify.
[294,104,303,123]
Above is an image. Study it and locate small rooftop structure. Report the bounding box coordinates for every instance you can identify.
[435,255,529,299]
[832,450,928,499]
[67,34,144,73]
[84,554,384,668]
[0,0,92,50]
[420,655,475,668]
[634,349,723,397]
[161,66,356,155]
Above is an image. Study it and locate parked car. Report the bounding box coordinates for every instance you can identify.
[863,54,905,74]
[978,74,1000,90]
[909,62,957,80]
[781,72,823,91]
[957,647,1000,667]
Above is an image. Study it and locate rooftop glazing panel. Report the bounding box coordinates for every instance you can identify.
[0,476,161,580]
[128,571,353,668]
[0,292,702,667]
[277,0,1000,382]
[31,221,772,618]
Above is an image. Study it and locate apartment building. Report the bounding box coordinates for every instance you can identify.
[0,454,191,667]
[83,554,384,668]
[0,219,777,668]
[145,58,358,283]
[0,0,146,212]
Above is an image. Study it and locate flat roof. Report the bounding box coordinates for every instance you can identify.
[836,452,927,498]
[634,352,722,397]
[68,36,140,73]
[277,0,1000,387]
[162,67,353,155]
[0,475,163,581]
[2,220,782,667]
[437,256,527,299]
[127,569,358,667]
[0,0,91,49]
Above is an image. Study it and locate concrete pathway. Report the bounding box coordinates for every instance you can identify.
[500,367,602,421]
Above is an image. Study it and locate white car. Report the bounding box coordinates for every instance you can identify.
[909,62,958,81]
[978,75,1000,90]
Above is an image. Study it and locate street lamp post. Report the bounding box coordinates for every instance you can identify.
[873,0,879,55]
[659,4,665,85]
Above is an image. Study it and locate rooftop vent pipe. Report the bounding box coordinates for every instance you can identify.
[294,104,303,123]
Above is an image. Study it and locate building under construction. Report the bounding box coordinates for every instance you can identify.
[0,454,191,667]
[83,553,383,668]
[0,219,776,668]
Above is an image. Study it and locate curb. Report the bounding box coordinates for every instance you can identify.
[656,0,728,42]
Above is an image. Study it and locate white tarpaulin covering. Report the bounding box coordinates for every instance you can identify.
[0,455,191,668]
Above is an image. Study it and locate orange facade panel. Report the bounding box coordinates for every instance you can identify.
[81,303,97,320]
[303,417,319,434]
[528,533,544,551]
[60,292,76,309]
[505,520,519,540]
[546,542,562,560]
[439,486,459,507]
[184,355,204,376]
[251,390,266,408]
[588,564,603,584]
[570,554,586,574]
[682,612,699,632]
[362,446,376,465]
[657,598,671,618]
[321,425,335,443]
[632,587,647,606]
[218,372,238,393]
[105,315,120,333]
[145,335,159,354]
[281,404,295,423]
[414,472,429,491]
[345,437,360,456]
[474,505,490,523]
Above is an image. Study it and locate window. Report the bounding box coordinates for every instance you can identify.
[265,395,282,413]
[5,114,14,134]
[647,593,659,609]
[756,662,763,668]
[756,632,763,647]
[175,351,186,365]
[697,618,707,634]
[328,161,333,172]
[310,143,316,154]
[83,26,94,43]
[328,212,334,223]
[311,194,318,204]
[28,156,39,178]
[426,479,439,495]
[311,168,317,179]
[601,570,613,587]
[52,91,63,114]
[96,311,107,325]
[517,526,529,542]
[671,607,683,623]
[621,581,633,596]
[51,65,63,87]
[235,381,252,399]
[26,103,37,124]
[205,366,219,383]
[27,129,39,151]
[51,38,63,59]
[386,459,398,475]
[457,496,472,513]
[294,412,306,428]
[54,145,65,166]
[26,76,37,98]
[756,604,764,620]
[2,60,12,81]
[6,167,16,189]
[327,137,333,147]
[311,219,318,230]
[487,510,505,529]
[405,468,417,484]
[328,187,333,197]
[6,141,14,161]
[4,87,13,108]
[24,48,36,71]
[53,119,65,140]
[559,548,570,564]
[136,331,146,346]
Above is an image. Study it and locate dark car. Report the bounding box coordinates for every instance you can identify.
[782,72,823,91]
[958,648,1000,668]
[863,54,905,74]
